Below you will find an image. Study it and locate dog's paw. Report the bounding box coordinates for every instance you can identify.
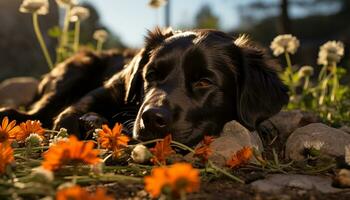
[53,109,82,137]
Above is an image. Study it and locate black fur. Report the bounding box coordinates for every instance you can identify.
[0,29,289,146]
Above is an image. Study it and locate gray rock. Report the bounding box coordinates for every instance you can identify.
[285,123,350,161]
[0,77,39,107]
[340,126,350,134]
[258,110,319,146]
[186,120,263,167]
[251,174,348,194]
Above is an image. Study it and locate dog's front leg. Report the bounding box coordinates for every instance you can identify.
[53,85,125,138]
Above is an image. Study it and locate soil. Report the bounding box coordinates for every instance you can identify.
[87,178,350,200]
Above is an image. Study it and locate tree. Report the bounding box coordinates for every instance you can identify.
[195,4,220,29]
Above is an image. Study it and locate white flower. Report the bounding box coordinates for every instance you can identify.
[303,140,325,150]
[31,167,54,182]
[57,128,68,137]
[93,128,102,140]
[131,144,152,163]
[49,136,68,146]
[25,133,43,147]
[270,34,300,56]
[90,163,103,175]
[19,0,49,15]
[298,65,314,77]
[317,41,344,66]
[70,6,90,22]
[93,30,109,42]
[56,0,77,7]
[345,145,350,165]
[148,0,167,8]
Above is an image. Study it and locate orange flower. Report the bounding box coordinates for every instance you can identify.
[144,163,200,198]
[0,117,21,144]
[194,136,214,163]
[16,120,45,142]
[226,146,253,169]
[56,185,114,200]
[150,135,175,165]
[144,166,169,197]
[98,123,129,157]
[42,136,101,171]
[0,142,14,174]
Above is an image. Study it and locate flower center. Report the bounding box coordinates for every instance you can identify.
[0,131,9,143]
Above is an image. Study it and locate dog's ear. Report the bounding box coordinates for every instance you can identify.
[124,27,174,103]
[234,36,289,129]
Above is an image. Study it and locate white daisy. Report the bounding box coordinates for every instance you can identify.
[19,0,49,15]
[270,34,300,56]
[70,6,90,22]
[317,41,344,66]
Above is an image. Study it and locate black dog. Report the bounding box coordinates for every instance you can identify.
[0,28,289,146]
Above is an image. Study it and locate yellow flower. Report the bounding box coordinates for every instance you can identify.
[0,117,21,144]
[42,136,101,171]
[19,0,49,15]
[144,163,200,198]
[0,143,14,174]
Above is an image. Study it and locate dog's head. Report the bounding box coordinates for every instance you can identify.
[129,28,289,146]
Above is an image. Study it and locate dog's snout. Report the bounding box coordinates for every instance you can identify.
[141,107,172,131]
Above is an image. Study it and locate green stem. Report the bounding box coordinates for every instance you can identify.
[73,20,80,53]
[64,174,143,184]
[61,5,71,48]
[318,75,331,105]
[284,52,295,95]
[96,40,104,52]
[318,65,328,81]
[208,161,245,184]
[330,63,338,102]
[303,76,310,90]
[32,13,54,69]
[56,4,71,62]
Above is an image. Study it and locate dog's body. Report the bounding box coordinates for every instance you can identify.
[0,29,289,146]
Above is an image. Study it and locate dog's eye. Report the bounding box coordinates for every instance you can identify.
[145,69,156,82]
[193,78,213,89]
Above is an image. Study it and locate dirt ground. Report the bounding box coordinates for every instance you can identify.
[88,178,350,200]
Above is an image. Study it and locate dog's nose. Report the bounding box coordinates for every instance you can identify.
[141,107,172,132]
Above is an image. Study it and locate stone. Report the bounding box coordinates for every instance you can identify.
[186,120,263,167]
[340,126,350,134]
[0,77,39,107]
[285,123,350,161]
[333,169,350,188]
[251,174,348,194]
[258,110,319,146]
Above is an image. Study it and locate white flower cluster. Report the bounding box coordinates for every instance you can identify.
[148,0,167,8]
[317,41,344,66]
[25,133,43,147]
[270,34,300,56]
[70,6,90,22]
[131,144,152,163]
[345,145,350,166]
[298,65,314,77]
[19,0,49,15]
[56,0,77,7]
[93,30,109,42]
[303,140,324,150]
